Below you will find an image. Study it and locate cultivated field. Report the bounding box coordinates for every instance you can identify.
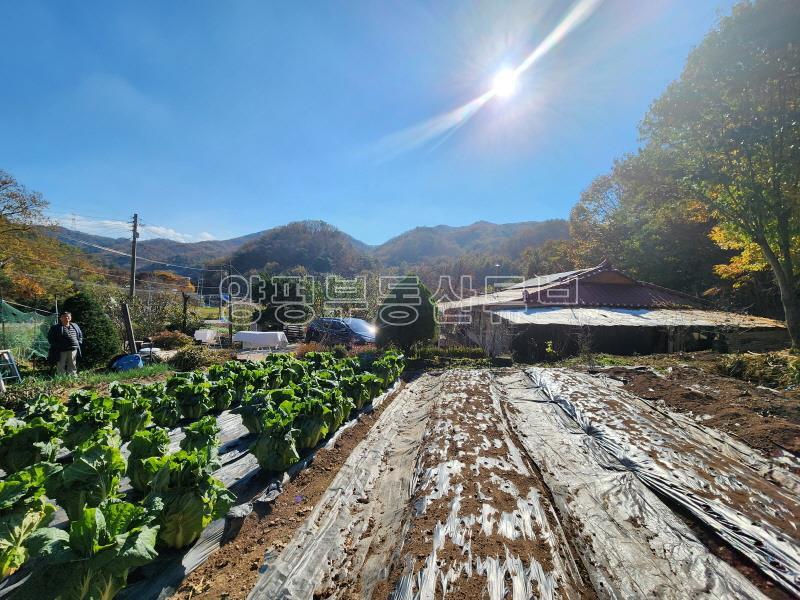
[178,366,800,599]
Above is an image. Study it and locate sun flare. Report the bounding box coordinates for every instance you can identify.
[491,68,519,98]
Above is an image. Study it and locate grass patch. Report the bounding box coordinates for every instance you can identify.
[2,363,173,405]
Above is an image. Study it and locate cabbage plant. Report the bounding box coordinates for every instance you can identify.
[174,382,213,420]
[0,419,60,475]
[45,439,127,521]
[143,450,234,549]
[127,427,171,494]
[180,416,220,465]
[249,404,300,472]
[17,501,160,600]
[113,395,152,440]
[0,462,60,580]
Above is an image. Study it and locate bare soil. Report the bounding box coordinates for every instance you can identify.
[171,382,404,600]
[590,364,800,456]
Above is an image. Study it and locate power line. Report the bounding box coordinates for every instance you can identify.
[5,253,129,281]
[5,254,193,291]
[57,233,226,273]
[9,268,192,294]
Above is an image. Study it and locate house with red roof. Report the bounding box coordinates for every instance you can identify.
[437,261,788,359]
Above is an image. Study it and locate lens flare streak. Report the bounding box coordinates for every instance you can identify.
[373,0,603,160]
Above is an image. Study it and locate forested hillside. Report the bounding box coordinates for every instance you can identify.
[375,220,568,266]
[222,221,377,276]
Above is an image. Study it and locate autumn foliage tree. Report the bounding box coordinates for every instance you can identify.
[640,0,800,348]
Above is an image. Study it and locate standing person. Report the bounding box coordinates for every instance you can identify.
[48,311,83,376]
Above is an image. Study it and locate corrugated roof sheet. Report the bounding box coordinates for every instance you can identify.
[506,268,585,290]
[490,307,785,328]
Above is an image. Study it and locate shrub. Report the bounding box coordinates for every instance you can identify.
[150,330,193,350]
[376,275,436,351]
[717,352,800,388]
[414,345,487,360]
[168,346,214,372]
[330,345,349,359]
[295,342,324,358]
[62,291,122,368]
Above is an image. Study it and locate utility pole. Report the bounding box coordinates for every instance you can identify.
[227,262,233,347]
[129,213,139,300]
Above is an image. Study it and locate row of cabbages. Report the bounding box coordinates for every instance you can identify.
[0,350,404,599]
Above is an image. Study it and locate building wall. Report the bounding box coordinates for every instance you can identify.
[453,308,789,358]
[724,329,790,352]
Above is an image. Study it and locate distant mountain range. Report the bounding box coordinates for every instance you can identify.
[47,218,569,277]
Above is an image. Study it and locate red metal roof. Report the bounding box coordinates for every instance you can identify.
[522,280,704,309]
[440,261,709,311]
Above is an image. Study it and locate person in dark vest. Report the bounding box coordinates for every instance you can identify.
[48,311,83,376]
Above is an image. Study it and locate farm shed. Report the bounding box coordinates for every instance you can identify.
[438,261,788,359]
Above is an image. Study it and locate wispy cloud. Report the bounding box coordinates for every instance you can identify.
[50,213,215,243]
[72,72,170,125]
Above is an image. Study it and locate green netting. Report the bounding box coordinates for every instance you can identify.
[0,300,57,360]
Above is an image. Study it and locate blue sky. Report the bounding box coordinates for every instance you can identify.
[0,0,736,245]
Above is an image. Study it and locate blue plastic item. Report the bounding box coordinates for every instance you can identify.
[112,354,144,372]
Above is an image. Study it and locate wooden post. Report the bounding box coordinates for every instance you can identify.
[182,292,189,333]
[122,302,137,354]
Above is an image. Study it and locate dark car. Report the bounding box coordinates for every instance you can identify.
[305,317,376,345]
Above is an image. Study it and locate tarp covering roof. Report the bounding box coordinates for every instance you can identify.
[490,306,786,328]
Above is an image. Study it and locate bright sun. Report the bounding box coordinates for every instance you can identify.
[491,68,518,98]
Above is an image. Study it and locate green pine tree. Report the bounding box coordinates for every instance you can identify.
[62,291,121,368]
[376,275,436,350]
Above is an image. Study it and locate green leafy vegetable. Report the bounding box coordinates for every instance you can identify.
[179,416,220,464]
[150,394,181,429]
[108,381,139,400]
[0,409,20,437]
[293,399,329,450]
[249,404,299,472]
[144,451,234,549]
[18,501,160,600]
[18,395,68,431]
[233,388,287,435]
[0,419,60,475]
[209,380,235,411]
[0,462,60,580]
[127,428,171,494]
[174,382,212,420]
[63,396,118,448]
[45,440,127,522]
[113,395,152,440]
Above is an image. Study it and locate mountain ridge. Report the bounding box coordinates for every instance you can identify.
[45,218,569,275]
